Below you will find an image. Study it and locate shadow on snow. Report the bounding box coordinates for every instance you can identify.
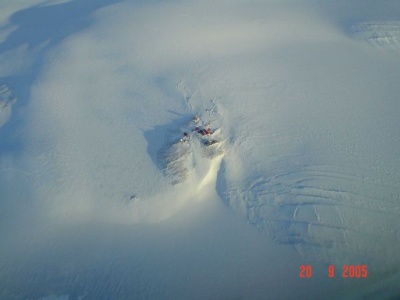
[0,0,124,154]
[142,113,193,174]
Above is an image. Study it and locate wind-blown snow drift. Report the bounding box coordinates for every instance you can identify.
[1,0,400,299]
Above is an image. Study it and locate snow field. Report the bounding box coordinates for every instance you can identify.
[0,0,400,299]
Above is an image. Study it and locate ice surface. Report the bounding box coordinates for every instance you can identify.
[1,0,400,299]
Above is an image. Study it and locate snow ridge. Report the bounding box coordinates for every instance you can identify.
[157,112,224,185]
[118,95,226,224]
[351,22,400,51]
[219,161,400,269]
[0,83,16,128]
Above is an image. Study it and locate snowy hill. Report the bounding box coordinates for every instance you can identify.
[1,0,400,299]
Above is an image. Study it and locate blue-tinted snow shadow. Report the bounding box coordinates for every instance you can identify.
[0,0,124,154]
[0,0,124,53]
[0,0,126,227]
[142,112,192,172]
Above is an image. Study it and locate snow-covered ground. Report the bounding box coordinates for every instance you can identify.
[1,0,400,299]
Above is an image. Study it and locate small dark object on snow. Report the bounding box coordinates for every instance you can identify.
[180,132,190,142]
[204,140,218,146]
[196,127,213,136]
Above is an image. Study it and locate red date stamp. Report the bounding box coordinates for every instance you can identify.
[299,265,313,278]
[300,265,368,278]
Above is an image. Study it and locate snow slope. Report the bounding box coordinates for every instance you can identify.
[1,0,400,299]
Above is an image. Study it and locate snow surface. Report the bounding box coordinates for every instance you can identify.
[1,0,400,299]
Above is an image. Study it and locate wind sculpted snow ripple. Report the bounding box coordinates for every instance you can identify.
[217,158,400,271]
[350,22,400,51]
